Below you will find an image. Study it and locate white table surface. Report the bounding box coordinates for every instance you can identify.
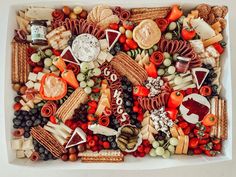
[0,0,235,176]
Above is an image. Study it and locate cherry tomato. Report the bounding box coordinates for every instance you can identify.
[13,103,22,111]
[33,66,43,74]
[126,39,138,49]
[109,23,119,30]
[213,143,221,151]
[193,148,202,155]
[123,43,130,51]
[122,21,134,30]
[178,121,189,129]
[119,34,127,43]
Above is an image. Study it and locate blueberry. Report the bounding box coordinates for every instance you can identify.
[112,118,119,125]
[34,119,41,126]
[114,44,121,52]
[17,114,24,120]
[24,132,30,138]
[48,153,53,159]
[110,48,116,55]
[125,108,131,113]
[125,100,132,107]
[31,108,38,114]
[13,118,21,126]
[39,147,45,153]
[33,139,38,146]
[107,136,114,142]
[111,142,117,149]
[26,120,33,127]
[127,86,132,92]
[22,111,28,116]
[44,149,49,155]
[101,136,107,142]
[13,125,20,129]
[14,111,21,116]
[122,85,127,90]
[24,126,30,132]
[24,115,30,120]
[42,118,48,124]
[40,153,46,160]
[130,119,135,125]
[21,122,26,128]
[135,122,141,128]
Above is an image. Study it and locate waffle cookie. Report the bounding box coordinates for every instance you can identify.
[11,40,30,84]
[78,150,124,162]
[56,87,88,122]
[129,7,170,23]
[110,52,148,86]
[30,126,66,158]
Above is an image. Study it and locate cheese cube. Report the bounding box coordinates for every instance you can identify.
[16,150,25,159]
[99,39,109,50]
[93,61,100,67]
[11,139,23,150]
[25,80,34,88]
[37,72,45,81]
[22,139,34,150]
[34,83,41,91]
[106,52,113,62]
[28,72,38,82]
[24,149,34,158]
[98,51,108,61]
[189,40,204,54]
[21,105,30,111]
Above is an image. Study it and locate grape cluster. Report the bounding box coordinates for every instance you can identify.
[13,106,48,138]
[33,139,57,161]
[71,104,88,123]
[121,77,141,128]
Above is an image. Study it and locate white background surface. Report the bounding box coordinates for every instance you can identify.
[0,0,235,176]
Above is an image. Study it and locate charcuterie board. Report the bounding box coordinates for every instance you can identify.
[6,2,231,167]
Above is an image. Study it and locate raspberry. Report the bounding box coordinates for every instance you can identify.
[137,145,144,153]
[142,139,150,147]
[88,139,96,147]
[87,135,93,142]
[144,146,151,154]
[93,135,99,142]
[103,141,110,149]
[193,88,199,94]
[139,152,146,157]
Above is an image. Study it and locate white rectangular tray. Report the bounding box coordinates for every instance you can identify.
[3,0,232,170]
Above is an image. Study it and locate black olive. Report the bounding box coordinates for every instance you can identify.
[130,119,135,125]
[122,85,127,90]
[107,136,114,143]
[127,87,132,92]
[44,149,49,155]
[24,131,30,138]
[13,118,21,126]
[114,44,121,52]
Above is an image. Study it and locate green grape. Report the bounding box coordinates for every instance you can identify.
[155,147,165,156]
[169,137,179,146]
[149,148,157,157]
[84,87,92,94]
[158,69,165,76]
[167,66,176,74]
[168,22,177,31]
[80,81,87,88]
[31,53,41,63]
[159,140,165,146]
[162,150,171,159]
[92,68,101,76]
[165,32,173,40]
[50,55,56,59]
[163,52,170,59]
[152,141,160,148]
[80,62,90,73]
[173,53,179,61]
[45,49,53,57]
[167,145,175,154]
[77,73,85,81]
[87,79,95,87]
[163,59,172,67]
[50,65,58,72]
[44,58,52,67]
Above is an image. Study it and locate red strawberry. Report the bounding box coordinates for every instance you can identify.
[183,127,191,135]
[123,43,130,51]
[198,138,209,145]
[49,116,57,124]
[204,150,217,157]
[213,143,222,151]
[88,139,96,147]
[193,148,203,155]
[13,103,22,111]
[88,101,98,109]
[178,121,189,129]
[137,114,144,122]
[142,139,150,147]
[185,88,193,95]
[119,34,126,43]
[139,152,146,157]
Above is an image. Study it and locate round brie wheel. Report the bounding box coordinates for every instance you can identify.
[72,33,100,62]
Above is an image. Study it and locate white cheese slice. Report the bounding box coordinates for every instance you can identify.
[11,139,23,150]
[26,100,34,109]
[16,150,25,158]
[37,72,45,81]
[105,52,113,62]
[34,83,41,91]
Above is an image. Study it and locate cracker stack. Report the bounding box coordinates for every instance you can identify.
[11,41,30,84]
[78,150,124,162]
[110,52,148,86]
[129,7,170,23]
[56,87,88,122]
[210,96,227,140]
[170,125,189,155]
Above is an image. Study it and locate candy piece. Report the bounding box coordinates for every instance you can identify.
[105,29,121,51]
[65,128,86,149]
